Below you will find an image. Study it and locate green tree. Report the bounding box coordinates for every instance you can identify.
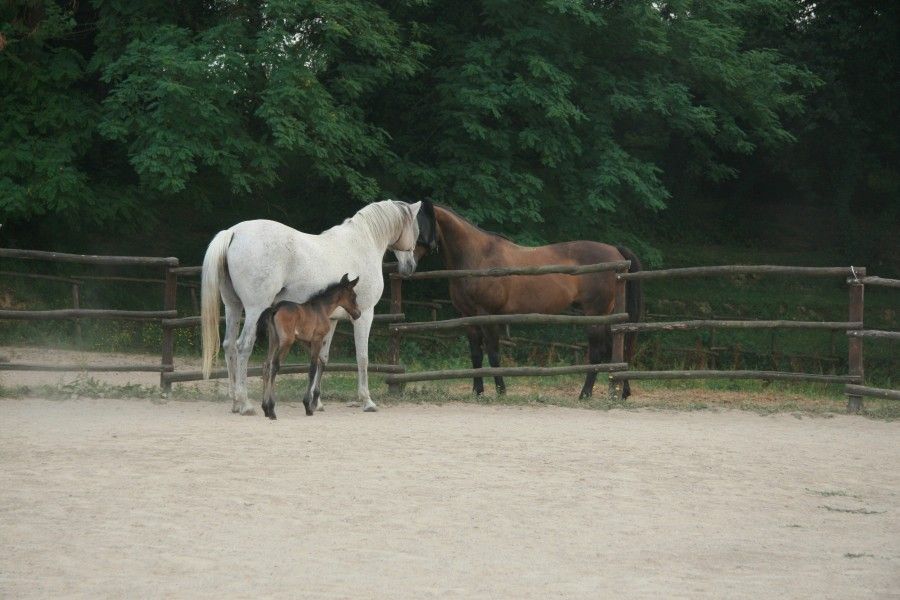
[1,0,817,262]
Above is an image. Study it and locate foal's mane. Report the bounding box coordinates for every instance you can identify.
[272,279,349,313]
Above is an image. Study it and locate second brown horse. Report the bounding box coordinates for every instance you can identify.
[414,202,642,399]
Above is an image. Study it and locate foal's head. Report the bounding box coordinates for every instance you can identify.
[330,273,361,320]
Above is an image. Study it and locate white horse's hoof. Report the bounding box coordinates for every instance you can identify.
[239,404,256,416]
[363,403,378,413]
[316,404,325,412]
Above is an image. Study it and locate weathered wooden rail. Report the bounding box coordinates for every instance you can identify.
[0,248,180,381]
[607,265,876,410]
[842,275,899,407]
[3,248,895,412]
[385,261,630,392]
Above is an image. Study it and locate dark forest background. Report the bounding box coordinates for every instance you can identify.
[2,0,897,272]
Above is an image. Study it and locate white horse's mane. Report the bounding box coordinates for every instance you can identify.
[340,200,407,245]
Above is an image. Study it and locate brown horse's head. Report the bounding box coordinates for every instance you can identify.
[414,199,438,261]
[335,273,361,320]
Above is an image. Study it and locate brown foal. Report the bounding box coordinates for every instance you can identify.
[258,273,361,419]
[414,202,643,399]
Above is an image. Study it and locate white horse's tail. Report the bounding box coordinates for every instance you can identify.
[201,229,234,379]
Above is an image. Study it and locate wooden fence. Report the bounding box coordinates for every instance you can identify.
[383,263,896,411]
[382,260,632,394]
[843,276,900,404]
[0,248,179,382]
[2,248,896,411]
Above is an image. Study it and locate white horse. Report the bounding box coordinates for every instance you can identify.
[200,200,422,415]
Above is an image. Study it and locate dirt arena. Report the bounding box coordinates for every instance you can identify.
[1,392,898,599]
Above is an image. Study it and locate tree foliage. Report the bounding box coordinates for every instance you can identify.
[0,0,894,265]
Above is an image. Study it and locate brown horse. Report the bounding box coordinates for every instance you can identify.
[257,273,361,419]
[414,202,642,399]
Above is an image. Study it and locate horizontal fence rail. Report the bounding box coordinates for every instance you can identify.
[844,384,900,401]
[859,276,900,289]
[162,313,406,329]
[610,370,859,384]
[172,262,400,277]
[164,362,404,384]
[391,312,629,333]
[384,363,628,385]
[0,363,173,373]
[846,329,900,340]
[618,265,863,281]
[611,320,863,333]
[0,248,178,267]
[0,309,178,321]
[391,260,631,281]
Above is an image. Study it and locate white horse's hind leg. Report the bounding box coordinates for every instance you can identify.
[312,319,339,411]
[222,302,241,411]
[233,306,265,416]
[352,309,377,412]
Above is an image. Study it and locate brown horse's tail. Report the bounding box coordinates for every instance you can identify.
[615,245,643,368]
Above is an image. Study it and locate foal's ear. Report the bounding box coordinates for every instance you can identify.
[340,273,350,284]
[349,276,360,288]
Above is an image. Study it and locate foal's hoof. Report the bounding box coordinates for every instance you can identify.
[268,413,277,420]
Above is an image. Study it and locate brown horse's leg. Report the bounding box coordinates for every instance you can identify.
[622,331,637,399]
[465,325,485,395]
[483,325,506,395]
[580,324,610,399]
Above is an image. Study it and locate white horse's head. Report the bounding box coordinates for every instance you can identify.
[389,201,422,275]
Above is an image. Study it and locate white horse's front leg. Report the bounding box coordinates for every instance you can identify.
[312,319,338,411]
[352,309,376,412]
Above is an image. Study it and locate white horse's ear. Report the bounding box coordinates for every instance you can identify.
[408,201,422,217]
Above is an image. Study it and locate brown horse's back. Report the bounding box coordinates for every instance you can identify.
[450,239,623,317]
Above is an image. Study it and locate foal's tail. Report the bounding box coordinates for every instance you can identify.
[201,229,234,379]
[614,245,643,363]
[256,306,275,346]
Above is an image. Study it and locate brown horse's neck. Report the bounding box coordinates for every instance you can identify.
[434,206,503,270]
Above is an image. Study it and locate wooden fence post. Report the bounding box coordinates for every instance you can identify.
[609,274,627,402]
[388,276,404,394]
[71,282,82,344]
[161,266,178,392]
[847,268,865,412]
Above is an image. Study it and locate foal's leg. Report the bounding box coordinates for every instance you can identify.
[579,324,610,399]
[352,309,377,412]
[303,340,324,416]
[261,320,281,419]
[465,325,485,396]
[483,324,506,395]
[232,305,266,416]
[311,319,338,411]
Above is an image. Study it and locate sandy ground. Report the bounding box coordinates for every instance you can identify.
[1,396,897,599]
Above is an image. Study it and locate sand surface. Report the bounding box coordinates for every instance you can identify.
[0,398,897,599]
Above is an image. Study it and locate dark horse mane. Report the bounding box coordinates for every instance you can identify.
[284,279,348,310]
[434,203,513,242]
